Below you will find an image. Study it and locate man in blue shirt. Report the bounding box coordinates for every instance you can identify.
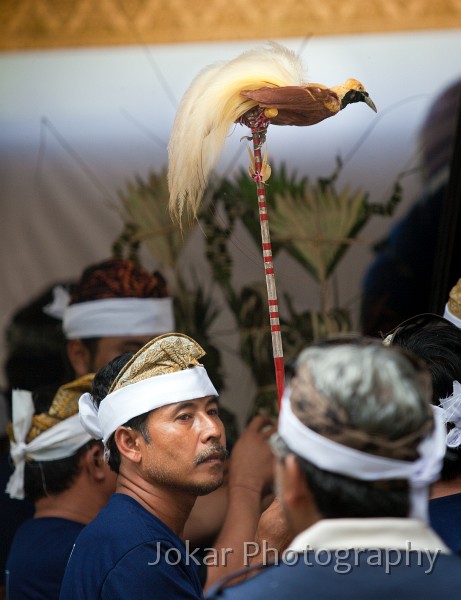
[5,375,116,599]
[207,343,461,599]
[60,333,227,599]
[383,310,461,553]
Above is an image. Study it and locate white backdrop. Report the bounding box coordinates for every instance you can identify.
[1,29,461,425]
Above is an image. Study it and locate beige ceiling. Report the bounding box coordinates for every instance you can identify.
[1,0,461,51]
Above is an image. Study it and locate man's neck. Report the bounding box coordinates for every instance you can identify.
[431,476,461,499]
[34,485,102,525]
[116,474,196,537]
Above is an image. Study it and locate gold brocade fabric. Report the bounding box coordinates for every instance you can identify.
[448,278,461,319]
[26,373,95,443]
[110,333,205,393]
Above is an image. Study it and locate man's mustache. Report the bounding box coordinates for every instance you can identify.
[194,444,228,465]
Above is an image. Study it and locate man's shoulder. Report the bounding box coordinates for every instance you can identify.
[76,493,181,546]
[64,493,183,577]
[206,551,461,600]
[430,492,461,509]
[430,494,461,553]
[60,495,202,600]
[61,536,203,599]
[9,517,84,557]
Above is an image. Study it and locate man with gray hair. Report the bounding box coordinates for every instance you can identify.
[208,343,461,599]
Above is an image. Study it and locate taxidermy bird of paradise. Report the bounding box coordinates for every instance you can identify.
[167,41,377,406]
[167,41,377,221]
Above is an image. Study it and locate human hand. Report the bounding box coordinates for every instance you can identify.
[251,497,292,564]
[228,415,276,496]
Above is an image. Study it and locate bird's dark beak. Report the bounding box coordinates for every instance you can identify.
[363,93,377,113]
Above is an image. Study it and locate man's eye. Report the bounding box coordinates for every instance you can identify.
[177,413,192,421]
[208,408,219,416]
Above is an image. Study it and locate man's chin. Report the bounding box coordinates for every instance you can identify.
[192,476,224,496]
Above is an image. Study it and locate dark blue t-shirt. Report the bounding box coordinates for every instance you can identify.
[430,493,461,554]
[206,550,461,599]
[59,493,203,599]
[0,451,34,589]
[5,517,84,599]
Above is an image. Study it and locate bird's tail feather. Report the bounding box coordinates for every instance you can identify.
[168,42,306,221]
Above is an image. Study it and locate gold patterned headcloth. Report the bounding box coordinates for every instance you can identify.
[6,374,95,500]
[26,374,95,443]
[79,333,218,443]
[444,278,461,329]
[110,333,205,392]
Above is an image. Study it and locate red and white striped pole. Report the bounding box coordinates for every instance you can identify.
[240,109,285,409]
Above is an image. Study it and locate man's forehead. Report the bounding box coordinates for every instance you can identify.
[156,395,218,414]
[172,395,218,408]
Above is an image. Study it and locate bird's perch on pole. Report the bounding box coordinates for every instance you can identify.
[167,42,377,410]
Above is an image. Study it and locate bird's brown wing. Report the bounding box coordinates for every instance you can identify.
[240,85,341,126]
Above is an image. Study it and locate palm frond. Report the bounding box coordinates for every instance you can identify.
[118,168,195,269]
[270,178,369,283]
[212,163,307,256]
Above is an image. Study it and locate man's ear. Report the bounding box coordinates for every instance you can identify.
[67,339,91,377]
[276,455,320,533]
[114,427,143,464]
[83,443,107,482]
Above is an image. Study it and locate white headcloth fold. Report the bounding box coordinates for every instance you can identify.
[443,303,461,330]
[79,366,218,443]
[278,388,446,523]
[439,380,461,448]
[6,390,92,500]
[44,286,175,339]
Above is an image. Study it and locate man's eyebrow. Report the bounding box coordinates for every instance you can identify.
[170,401,196,415]
[169,397,219,416]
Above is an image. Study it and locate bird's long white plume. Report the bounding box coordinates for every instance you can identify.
[167,42,306,221]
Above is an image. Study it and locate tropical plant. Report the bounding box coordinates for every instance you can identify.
[115,160,402,418]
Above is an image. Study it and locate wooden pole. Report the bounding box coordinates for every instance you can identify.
[240,109,285,409]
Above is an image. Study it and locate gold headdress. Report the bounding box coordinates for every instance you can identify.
[79,334,216,442]
[110,333,206,392]
[26,374,94,443]
[447,278,461,320]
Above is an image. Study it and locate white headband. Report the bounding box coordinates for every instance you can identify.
[439,380,461,448]
[278,388,446,523]
[44,286,175,338]
[443,303,461,329]
[6,390,92,500]
[79,366,218,443]
[64,298,175,339]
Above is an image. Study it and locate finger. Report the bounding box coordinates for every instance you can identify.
[260,423,277,438]
[246,415,275,432]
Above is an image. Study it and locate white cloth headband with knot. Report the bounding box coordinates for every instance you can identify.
[443,303,461,329]
[439,380,461,448]
[278,388,446,523]
[79,366,218,444]
[6,390,92,500]
[43,285,175,339]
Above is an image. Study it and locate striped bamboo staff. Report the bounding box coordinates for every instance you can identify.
[167,42,377,413]
[239,108,285,407]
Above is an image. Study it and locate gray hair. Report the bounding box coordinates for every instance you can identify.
[292,344,433,460]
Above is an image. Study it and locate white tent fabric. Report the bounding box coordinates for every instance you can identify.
[2,31,461,423]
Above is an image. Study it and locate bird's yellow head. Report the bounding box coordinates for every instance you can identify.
[332,78,377,113]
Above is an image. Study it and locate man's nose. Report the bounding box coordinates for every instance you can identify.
[199,413,223,442]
